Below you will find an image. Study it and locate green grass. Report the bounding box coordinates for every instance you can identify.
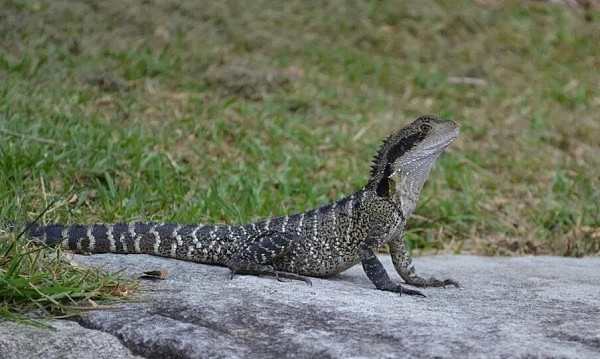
[1,0,600,320]
[0,224,136,326]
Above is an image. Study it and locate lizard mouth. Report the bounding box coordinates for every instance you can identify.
[420,126,460,154]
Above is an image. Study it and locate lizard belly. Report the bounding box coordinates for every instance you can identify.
[283,208,403,277]
[272,233,363,277]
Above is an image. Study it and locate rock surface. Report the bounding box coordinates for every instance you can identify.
[0,318,141,359]
[1,255,599,358]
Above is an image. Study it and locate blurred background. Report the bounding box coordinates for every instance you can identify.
[1,0,599,256]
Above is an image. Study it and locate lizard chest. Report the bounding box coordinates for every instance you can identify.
[273,199,404,276]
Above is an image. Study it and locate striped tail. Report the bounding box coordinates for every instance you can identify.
[24,222,230,262]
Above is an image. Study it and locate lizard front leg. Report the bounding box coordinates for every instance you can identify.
[360,226,425,297]
[388,233,459,288]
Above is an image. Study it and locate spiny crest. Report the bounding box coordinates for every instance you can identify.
[369,131,403,178]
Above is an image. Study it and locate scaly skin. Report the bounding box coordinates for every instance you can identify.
[26,115,460,296]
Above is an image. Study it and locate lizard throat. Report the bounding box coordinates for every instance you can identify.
[387,153,439,217]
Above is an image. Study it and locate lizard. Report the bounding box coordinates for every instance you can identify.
[23,114,460,297]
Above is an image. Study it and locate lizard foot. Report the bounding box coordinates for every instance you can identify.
[378,283,426,297]
[273,271,312,286]
[226,258,312,286]
[439,278,460,288]
[404,276,460,288]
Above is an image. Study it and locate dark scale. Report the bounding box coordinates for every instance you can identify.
[132,223,156,254]
[24,115,461,296]
[173,224,195,259]
[153,223,175,256]
[91,225,109,252]
[111,223,135,253]
[67,225,89,250]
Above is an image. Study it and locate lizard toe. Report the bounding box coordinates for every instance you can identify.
[442,278,460,288]
[400,286,427,297]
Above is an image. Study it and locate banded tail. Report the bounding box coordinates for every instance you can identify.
[22,222,237,264]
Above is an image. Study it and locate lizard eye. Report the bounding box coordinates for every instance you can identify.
[419,123,433,133]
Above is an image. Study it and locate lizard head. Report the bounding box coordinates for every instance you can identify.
[369,115,460,205]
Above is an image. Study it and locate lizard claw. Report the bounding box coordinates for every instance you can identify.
[427,277,459,288]
[378,283,426,297]
[441,278,460,288]
[229,269,237,280]
[399,286,426,297]
[275,271,312,286]
[403,275,460,288]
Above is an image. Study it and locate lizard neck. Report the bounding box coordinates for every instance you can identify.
[386,152,441,218]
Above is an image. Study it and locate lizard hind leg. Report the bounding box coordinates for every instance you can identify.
[225,231,312,286]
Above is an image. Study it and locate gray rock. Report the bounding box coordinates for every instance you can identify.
[0,318,140,359]
[2,255,599,358]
